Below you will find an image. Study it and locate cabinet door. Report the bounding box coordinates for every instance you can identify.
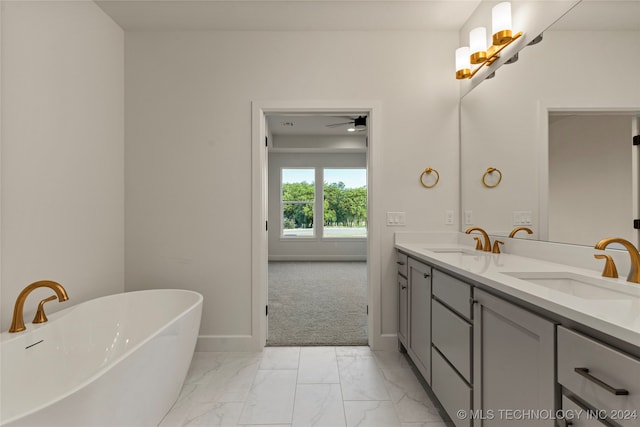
[473,289,555,426]
[398,275,408,347]
[408,258,431,384]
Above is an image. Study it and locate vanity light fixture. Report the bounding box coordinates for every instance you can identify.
[455,1,522,80]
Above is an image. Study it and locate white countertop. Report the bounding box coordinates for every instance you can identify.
[395,241,640,350]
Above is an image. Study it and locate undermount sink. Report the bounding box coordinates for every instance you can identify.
[428,248,480,256]
[502,271,634,300]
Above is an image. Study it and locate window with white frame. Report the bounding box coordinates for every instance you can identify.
[323,168,367,238]
[281,168,315,237]
[281,167,367,239]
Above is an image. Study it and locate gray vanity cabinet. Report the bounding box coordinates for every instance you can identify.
[398,277,408,347]
[473,289,555,426]
[407,257,432,384]
[558,396,608,427]
[397,252,409,347]
[431,269,473,427]
[557,326,640,427]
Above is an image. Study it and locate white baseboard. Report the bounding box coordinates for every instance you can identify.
[196,335,262,352]
[373,333,400,351]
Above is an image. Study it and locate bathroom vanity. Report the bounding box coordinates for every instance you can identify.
[395,233,640,427]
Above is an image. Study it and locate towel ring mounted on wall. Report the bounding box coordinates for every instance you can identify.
[419,167,440,188]
[482,167,502,188]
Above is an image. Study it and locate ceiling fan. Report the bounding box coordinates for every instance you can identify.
[325,115,367,132]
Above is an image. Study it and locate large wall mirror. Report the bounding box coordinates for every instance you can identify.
[460,0,640,247]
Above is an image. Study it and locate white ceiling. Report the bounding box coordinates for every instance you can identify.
[95,0,640,32]
[95,0,481,31]
[95,0,638,142]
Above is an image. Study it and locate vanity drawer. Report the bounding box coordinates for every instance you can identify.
[432,299,472,382]
[396,251,408,277]
[557,327,640,427]
[559,396,608,427]
[432,348,471,427]
[432,269,472,319]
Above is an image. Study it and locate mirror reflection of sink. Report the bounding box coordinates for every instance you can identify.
[503,271,634,300]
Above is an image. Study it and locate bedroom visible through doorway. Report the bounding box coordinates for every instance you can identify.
[266,113,369,346]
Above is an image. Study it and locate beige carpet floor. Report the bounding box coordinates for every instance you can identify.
[267,261,368,346]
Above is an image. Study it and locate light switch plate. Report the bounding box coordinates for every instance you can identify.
[387,212,406,226]
[512,210,532,225]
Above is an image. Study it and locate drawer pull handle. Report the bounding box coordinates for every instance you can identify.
[574,367,629,395]
[396,261,405,266]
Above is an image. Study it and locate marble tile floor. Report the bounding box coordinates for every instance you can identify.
[160,346,450,427]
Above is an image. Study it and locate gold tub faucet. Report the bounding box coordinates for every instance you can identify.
[509,227,533,238]
[465,227,492,252]
[594,238,640,284]
[9,280,69,333]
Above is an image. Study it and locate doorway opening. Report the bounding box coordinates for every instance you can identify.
[265,113,369,346]
[544,111,640,246]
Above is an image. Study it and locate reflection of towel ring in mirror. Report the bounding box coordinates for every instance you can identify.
[419,167,440,188]
[482,167,502,188]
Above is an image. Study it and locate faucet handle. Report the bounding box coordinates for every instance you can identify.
[594,254,618,279]
[32,295,57,324]
[492,240,504,254]
[473,237,483,251]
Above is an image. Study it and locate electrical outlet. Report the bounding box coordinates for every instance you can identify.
[445,210,454,225]
[464,210,473,225]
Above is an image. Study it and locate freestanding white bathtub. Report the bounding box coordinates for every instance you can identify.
[0,289,203,427]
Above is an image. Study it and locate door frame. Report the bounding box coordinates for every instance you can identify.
[537,103,640,245]
[251,100,382,350]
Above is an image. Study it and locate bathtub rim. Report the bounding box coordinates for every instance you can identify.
[0,288,203,425]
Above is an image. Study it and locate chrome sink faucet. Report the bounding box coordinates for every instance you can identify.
[465,227,492,252]
[594,238,640,284]
[9,280,69,333]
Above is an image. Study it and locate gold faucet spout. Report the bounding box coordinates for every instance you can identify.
[9,280,69,333]
[509,227,533,238]
[594,238,640,284]
[465,227,492,252]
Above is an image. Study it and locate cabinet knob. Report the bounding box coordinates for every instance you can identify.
[396,261,405,266]
[470,298,478,305]
[423,273,430,278]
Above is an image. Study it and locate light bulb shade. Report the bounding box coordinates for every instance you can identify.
[469,27,488,64]
[492,2,513,45]
[455,47,471,79]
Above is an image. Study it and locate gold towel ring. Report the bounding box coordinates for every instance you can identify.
[482,167,502,188]
[419,167,440,188]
